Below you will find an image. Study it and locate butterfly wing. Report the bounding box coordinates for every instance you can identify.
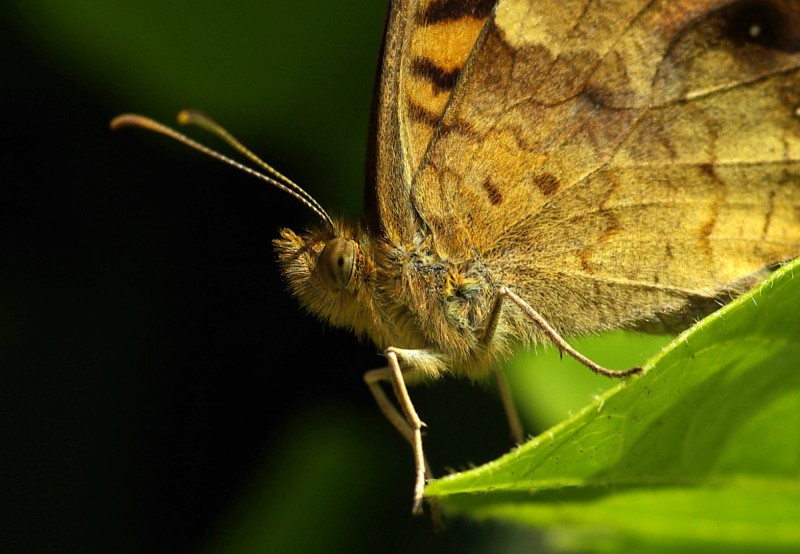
[368,0,494,242]
[405,0,800,334]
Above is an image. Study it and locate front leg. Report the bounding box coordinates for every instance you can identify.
[363,347,440,516]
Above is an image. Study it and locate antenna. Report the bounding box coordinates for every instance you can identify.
[110,111,334,229]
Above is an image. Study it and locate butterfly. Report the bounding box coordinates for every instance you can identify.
[113,0,800,517]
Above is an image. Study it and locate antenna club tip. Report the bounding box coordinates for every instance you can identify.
[176,110,192,125]
[177,109,209,126]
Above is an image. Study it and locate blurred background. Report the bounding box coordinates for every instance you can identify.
[1,1,669,552]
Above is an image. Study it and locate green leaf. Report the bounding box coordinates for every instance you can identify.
[427,257,800,552]
[504,331,672,430]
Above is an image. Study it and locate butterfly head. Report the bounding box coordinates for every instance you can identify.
[274,219,381,340]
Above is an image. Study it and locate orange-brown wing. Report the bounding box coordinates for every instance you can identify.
[410,0,800,334]
[368,0,494,242]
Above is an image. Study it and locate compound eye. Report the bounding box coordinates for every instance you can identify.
[317,237,356,291]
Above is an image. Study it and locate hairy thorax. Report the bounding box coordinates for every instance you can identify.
[274,220,517,381]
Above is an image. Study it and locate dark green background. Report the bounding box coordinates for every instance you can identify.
[1,1,550,552]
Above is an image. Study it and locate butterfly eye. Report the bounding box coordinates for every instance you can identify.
[317,237,356,291]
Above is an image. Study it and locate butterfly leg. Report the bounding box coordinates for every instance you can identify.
[481,291,526,443]
[498,286,642,378]
[493,366,525,444]
[363,348,430,516]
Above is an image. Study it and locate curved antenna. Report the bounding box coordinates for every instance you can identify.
[176,110,330,222]
[110,113,335,229]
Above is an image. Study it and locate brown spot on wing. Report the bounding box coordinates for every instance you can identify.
[698,164,724,259]
[532,173,561,196]
[481,178,503,205]
[763,189,777,239]
[421,0,495,23]
[699,217,717,255]
[407,100,442,127]
[411,57,462,94]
